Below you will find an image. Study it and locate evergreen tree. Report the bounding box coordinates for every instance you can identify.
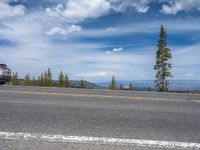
[128,83,133,91]
[35,69,52,87]
[57,71,64,87]
[24,73,31,86]
[46,68,52,87]
[109,76,117,90]
[11,72,19,85]
[119,84,123,90]
[154,25,172,92]
[44,70,47,86]
[80,79,85,88]
[41,73,44,86]
[64,74,70,88]
[32,76,36,86]
[37,75,41,86]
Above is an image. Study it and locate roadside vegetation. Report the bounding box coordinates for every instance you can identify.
[11,69,69,88]
[10,68,90,89]
[154,25,172,92]
[9,25,173,92]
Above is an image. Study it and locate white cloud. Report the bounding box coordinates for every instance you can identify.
[131,0,150,13]
[46,25,82,35]
[113,47,123,52]
[107,27,119,32]
[184,73,194,78]
[0,0,26,20]
[110,0,152,13]
[0,13,156,81]
[44,0,200,22]
[161,3,181,15]
[106,47,124,54]
[76,19,200,40]
[46,0,110,23]
[1,1,200,81]
[110,0,200,14]
[67,25,82,33]
[170,44,200,80]
[45,4,64,17]
[0,22,12,30]
[161,0,200,14]
[173,44,200,67]
[76,71,125,78]
[46,27,66,35]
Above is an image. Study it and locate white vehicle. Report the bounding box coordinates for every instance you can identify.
[0,64,11,84]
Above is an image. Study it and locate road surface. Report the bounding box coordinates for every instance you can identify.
[0,86,200,150]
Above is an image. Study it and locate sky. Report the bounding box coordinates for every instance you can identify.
[0,0,200,82]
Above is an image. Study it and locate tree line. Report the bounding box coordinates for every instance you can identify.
[10,25,172,92]
[11,69,86,88]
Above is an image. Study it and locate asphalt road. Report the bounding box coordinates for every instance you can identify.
[0,86,200,150]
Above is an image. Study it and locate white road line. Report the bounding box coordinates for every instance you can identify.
[0,132,200,149]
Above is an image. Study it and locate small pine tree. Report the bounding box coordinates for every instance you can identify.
[128,83,133,91]
[24,73,31,86]
[37,75,41,86]
[119,84,123,90]
[46,68,52,87]
[154,25,172,92]
[41,73,44,87]
[28,74,31,86]
[57,71,64,87]
[11,72,19,85]
[32,76,36,86]
[44,70,47,86]
[109,76,117,90]
[64,74,70,88]
[80,79,85,88]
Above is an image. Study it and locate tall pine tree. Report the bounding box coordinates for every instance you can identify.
[109,76,117,90]
[154,25,172,92]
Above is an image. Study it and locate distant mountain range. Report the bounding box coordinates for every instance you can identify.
[69,80,103,89]
[17,79,103,89]
[95,80,200,91]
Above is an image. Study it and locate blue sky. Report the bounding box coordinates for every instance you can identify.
[0,0,200,81]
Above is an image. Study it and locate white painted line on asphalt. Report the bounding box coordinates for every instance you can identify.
[0,132,200,149]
